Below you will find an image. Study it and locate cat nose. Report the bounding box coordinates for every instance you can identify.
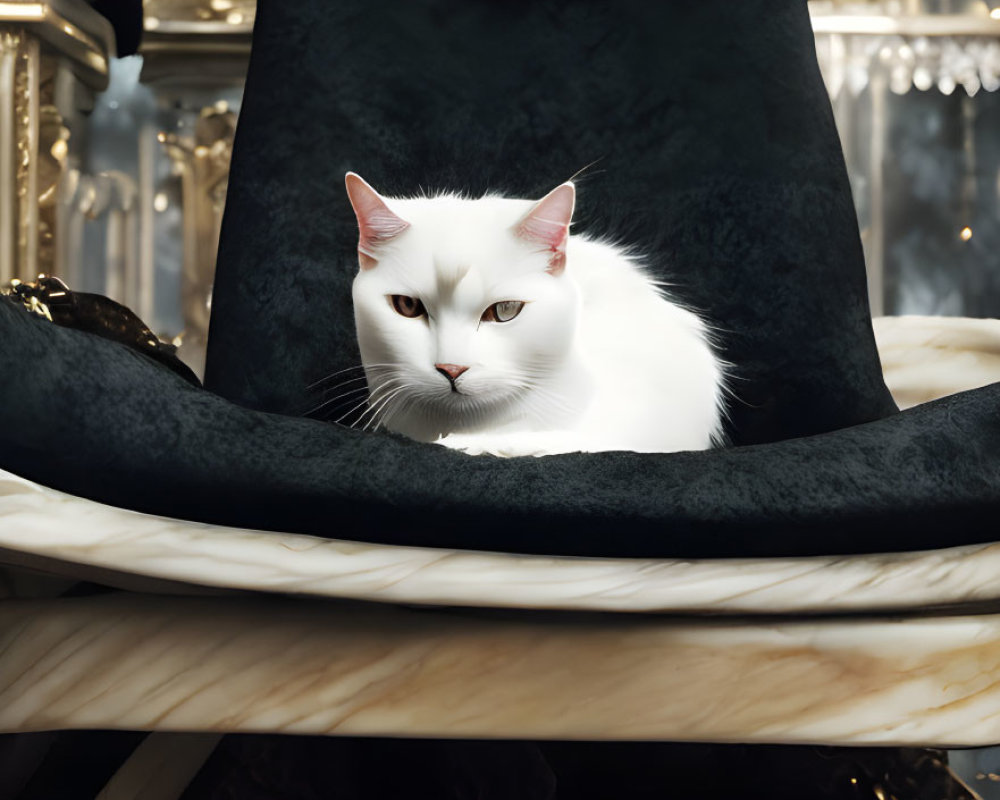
[435,363,469,383]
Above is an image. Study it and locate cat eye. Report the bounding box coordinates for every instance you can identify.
[482,300,525,323]
[389,294,426,318]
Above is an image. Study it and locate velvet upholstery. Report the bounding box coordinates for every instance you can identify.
[204,0,898,445]
[3,299,998,559]
[5,0,994,562]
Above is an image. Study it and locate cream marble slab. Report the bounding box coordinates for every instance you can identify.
[6,466,1000,614]
[873,314,1000,409]
[3,593,1000,746]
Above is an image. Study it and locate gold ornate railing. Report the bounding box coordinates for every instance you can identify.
[0,0,113,285]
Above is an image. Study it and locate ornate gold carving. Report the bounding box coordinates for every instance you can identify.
[1,14,112,286]
[1,28,71,282]
[0,2,110,90]
[36,63,68,277]
[0,27,39,283]
[159,102,238,368]
[1,0,112,286]
[1,274,60,320]
[139,0,255,86]
[14,31,39,282]
[0,29,25,283]
[144,0,256,27]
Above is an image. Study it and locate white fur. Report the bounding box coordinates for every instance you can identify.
[348,177,725,456]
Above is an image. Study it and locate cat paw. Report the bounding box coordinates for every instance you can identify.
[435,433,491,456]
[435,432,569,458]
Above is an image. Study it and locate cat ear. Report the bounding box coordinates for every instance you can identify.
[514,182,575,275]
[345,172,410,270]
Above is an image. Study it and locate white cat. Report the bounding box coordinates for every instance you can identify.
[345,172,725,456]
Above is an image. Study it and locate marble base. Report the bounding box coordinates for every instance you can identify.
[6,466,1000,614]
[1,316,998,615]
[872,315,1000,410]
[2,593,1000,746]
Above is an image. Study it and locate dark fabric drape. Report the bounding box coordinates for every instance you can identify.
[205,0,897,445]
[2,298,997,559]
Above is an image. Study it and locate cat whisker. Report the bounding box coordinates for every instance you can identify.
[306,375,408,420]
[306,365,369,392]
[358,385,409,432]
[323,366,409,396]
[302,387,371,419]
[354,377,410,416]
[314,375,371,395]
[380,392,416,431]
[565,158,604,185]
[365,394,408,433]
[306,362,403,391]
[311,375,376,405]
[334,380,404,427]
[318,371,409,412]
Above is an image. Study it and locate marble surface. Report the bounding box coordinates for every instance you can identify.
[7,466,1000,613]
[3,593,1000,746]
[873,315,1000,410]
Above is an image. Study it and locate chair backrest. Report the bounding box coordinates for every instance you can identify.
[204,0,898,445]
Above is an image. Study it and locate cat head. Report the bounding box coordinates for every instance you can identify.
[346,172,580,439]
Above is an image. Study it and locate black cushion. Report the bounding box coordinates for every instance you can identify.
[3,298,998,559]
[205,0,898,446]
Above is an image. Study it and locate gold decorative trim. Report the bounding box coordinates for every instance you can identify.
[140,29,252,61]
[139,0,255,74]
[142,0,255,28]
[0,32,19,283]
[0,1,113,89]
[14,32,38,282]
[0,28,32,283]
[144,19,252,37]
[0,274,63,320]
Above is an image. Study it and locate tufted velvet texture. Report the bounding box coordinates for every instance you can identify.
[3,300,999,559]
[204,0,898,445]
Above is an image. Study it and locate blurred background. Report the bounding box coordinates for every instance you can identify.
[1,0,999,380]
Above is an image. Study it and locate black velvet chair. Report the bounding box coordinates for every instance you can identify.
[4,1,1000,558]
[3,1,1000,797]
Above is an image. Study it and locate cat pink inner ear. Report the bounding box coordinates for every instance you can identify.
[514,182,575,275]
[345,172,410,269]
